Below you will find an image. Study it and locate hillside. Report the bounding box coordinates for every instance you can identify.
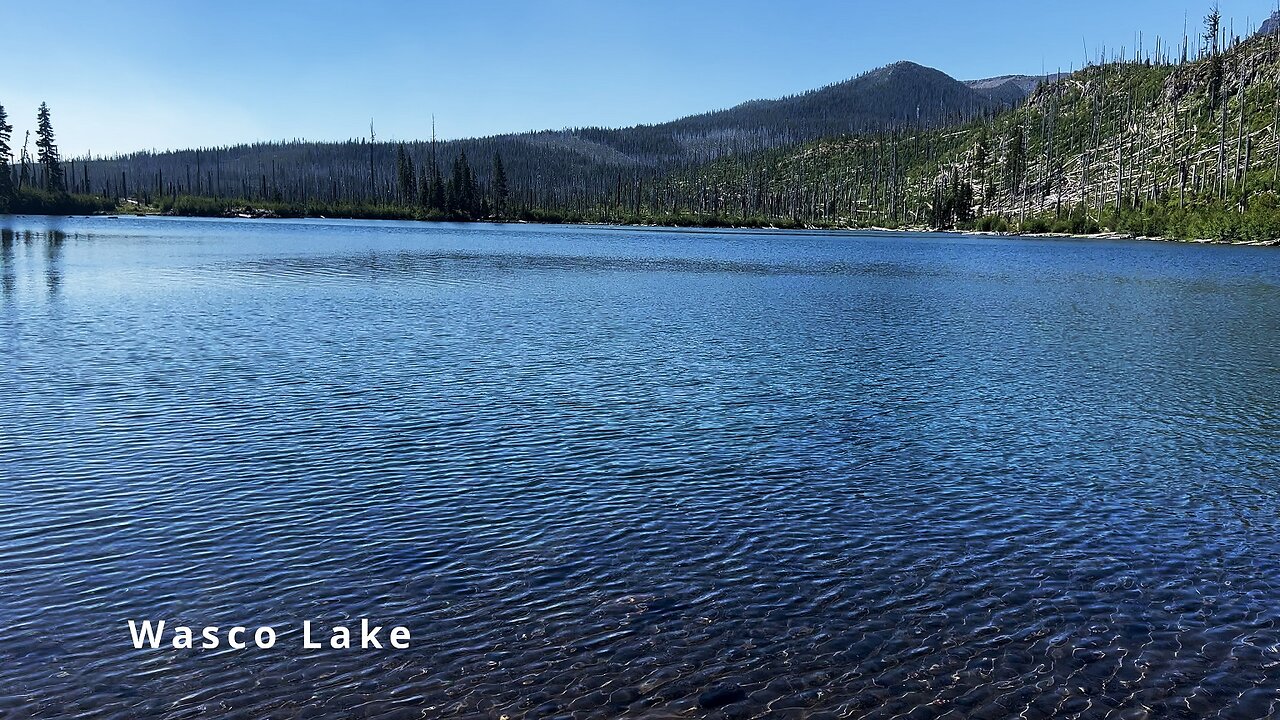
[65,61,1013,210]
[679,31,1280,242]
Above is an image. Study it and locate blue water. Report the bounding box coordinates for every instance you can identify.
[2,216,1279,719]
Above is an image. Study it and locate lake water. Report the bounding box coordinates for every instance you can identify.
[2,216,1279,719]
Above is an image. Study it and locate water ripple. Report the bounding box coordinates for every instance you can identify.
[1,216,1279,718]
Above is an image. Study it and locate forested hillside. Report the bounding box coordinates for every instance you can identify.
[4,60,1014,216]
[680,18,1280,242]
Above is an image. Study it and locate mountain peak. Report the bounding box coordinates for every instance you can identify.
[883,60,929,70]
[964,74,1062,104]
[1260,10,1280,36]
[866,61,942,80]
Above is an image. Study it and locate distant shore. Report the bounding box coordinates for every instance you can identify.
[6,197,1278,247]
[27,206,1272,248]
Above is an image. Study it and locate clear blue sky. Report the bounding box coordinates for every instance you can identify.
[5,0,1278,157]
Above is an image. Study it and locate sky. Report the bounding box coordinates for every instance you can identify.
[5,0,1280,157]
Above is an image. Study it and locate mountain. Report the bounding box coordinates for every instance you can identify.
[965,74,1070,105]
[654,61,1008,142]
[73,61,1018,208]
[965,75,1043,103]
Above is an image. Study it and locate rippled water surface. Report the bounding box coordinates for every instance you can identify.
[2,216,1280,719]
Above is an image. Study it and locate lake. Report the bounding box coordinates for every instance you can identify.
[2,216,1279,719]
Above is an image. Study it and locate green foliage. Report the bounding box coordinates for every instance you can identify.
[493,153,509,214]
[1180,197,1280,242]
[395,144,416,205]
[447,151,479,216]
[1060,204,1103,235]
[35,102,65,193]
[976,215,1010,232]
[1021,216,1053,234]
[155,195,422,221]
[428,161,446,212]
[5,188,115,215]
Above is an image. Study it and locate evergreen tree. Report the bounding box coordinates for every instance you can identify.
[1204,5,1224,107]
[448,151,477,215]
[428,162,446,212]
[418,168,431,208]
[395,144,416,206]
[1203,5,1222,56]
[493,152,509,215]
[0,103,13,204]
[36,103,65,193]
[447,156,461,212]
[463,154,477,214]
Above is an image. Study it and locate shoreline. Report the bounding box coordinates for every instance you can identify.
[8,208,1279,248]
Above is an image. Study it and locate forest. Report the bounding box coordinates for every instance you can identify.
[4,7,1280,243]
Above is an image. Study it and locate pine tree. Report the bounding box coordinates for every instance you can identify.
[1204,5,1224,107]
[35,102,66,193]
[493,152,509,215]
[395,144,416,206]
[418,168,431,208]
[428,162,445,212]
[0,103,13,204]
[426,115,445,212]
[447,156,461,212]
[448,151,476,215]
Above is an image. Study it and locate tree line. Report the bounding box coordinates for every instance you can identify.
[53,56,1014,221]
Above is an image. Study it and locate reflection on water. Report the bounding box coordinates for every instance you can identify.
[43,230,64,295]
[0,223,70,299]
[1,228,14,297]
[1,216,1279,719]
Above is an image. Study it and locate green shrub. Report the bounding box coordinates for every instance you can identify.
[976,215,1010,233]
[5,189,115,215]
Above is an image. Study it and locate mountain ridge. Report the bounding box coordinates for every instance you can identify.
[1259,10,1280,36]
[72,60,1020,207]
